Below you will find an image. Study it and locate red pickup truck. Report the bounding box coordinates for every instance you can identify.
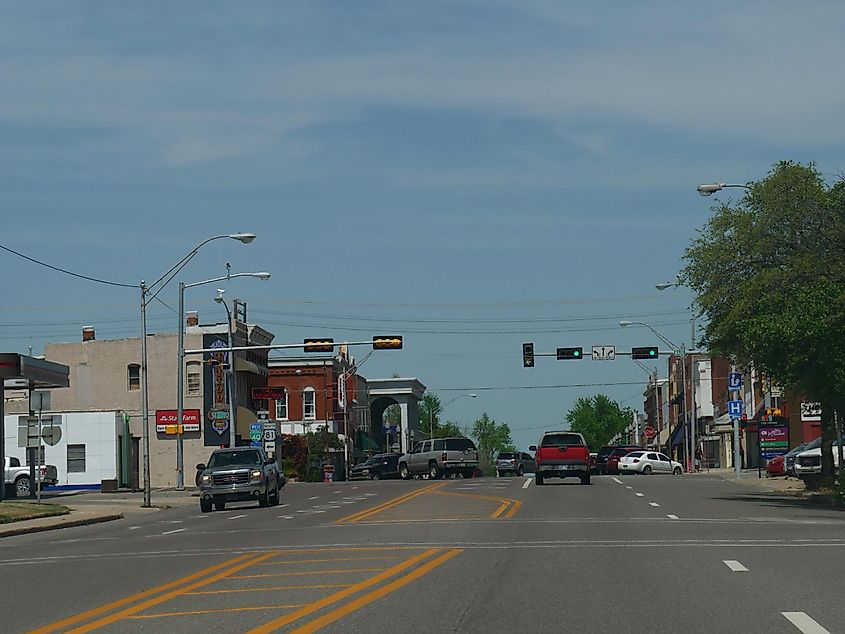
[530,431,591,485]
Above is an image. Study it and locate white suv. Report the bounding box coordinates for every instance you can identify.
[794,439,842,481]
[398,437,479,480]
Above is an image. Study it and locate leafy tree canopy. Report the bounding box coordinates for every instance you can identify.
[682,161,845,484]
[565,394,633,451]
[471,412,515,470]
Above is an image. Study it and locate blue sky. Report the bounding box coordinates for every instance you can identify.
[2,1,844,451]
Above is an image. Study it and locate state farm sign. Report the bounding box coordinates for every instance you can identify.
[155,409,201,433]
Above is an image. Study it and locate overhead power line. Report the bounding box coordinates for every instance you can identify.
[0,243,136,288]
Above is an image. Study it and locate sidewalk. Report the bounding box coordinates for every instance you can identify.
[0,489,198,539]
[691,468,806,493]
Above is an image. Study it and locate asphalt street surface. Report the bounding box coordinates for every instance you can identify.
[3,474,844,633]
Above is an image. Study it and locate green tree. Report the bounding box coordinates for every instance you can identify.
[418,393,466,439]
[565,394,633,451]
[471,412,515,474]
[682,161,845,489]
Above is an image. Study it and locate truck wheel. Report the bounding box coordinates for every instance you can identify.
[213,497,226,511]
[428,462,441,480]
[258,490,270,507]
[15,475,31,497]
[399,463,410,480]
[580,474,591,485]
[462,469,476,479]
[200,498,212,513]
[535,474,544,486]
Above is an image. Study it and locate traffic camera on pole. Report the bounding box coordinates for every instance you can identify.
[522,343,534,368]
[373,336,403,350]
[556,347,583,360]
[303,338,335,353]
[631,346,659,360]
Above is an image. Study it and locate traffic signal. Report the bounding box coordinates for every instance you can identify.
[522,342,534,368]
[556,347,583,360]
[631,346,659,360]
[373,335,403,350]
[303,338,335,352]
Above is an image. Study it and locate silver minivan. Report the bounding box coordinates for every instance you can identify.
[398,437,479,480]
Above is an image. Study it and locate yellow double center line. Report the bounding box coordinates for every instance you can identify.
[336,482,446,523]
[247,548,461,634]
[29,552,270,634]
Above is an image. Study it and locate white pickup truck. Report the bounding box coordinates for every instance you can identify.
[3,456,59,497]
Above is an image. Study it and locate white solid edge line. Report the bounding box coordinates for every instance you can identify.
[522,479,532,489]
[723,560,748,572]
[782,612,830,634]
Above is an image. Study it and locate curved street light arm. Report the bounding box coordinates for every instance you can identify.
[148,232,256,299]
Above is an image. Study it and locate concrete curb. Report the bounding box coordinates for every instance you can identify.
[0,513,124,538]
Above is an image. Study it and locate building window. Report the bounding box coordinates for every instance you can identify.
[25,446,46,465]
[186,361,202,396]
[275,389,288,420]
[67,444,86,473]
[303,387,316,420]
[127,364,141,391]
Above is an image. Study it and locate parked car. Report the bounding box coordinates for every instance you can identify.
[618,451,683,475]
[593,445,640,474]
[795,439,842,482]
[196,446,282,512]
[349,454,401,480]
[605,447,641,475]
[398,437,479,480]
[495,451,535,477]
[530,431,591,485]
[785,440,816,476]
[766,455,785,477]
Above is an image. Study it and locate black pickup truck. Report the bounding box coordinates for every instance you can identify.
[196,447,282,512]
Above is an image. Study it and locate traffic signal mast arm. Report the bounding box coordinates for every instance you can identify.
[184,337,403,356]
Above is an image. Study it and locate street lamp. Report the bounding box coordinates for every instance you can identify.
[619,320,690,468]
[696,181,750,476]
[214,289,237,449]
[429,393,477,439]
[696,183,751,196]
[139,232,255,507]
[175,271,270,490]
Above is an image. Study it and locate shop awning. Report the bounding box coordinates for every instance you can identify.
[670,423,686,447]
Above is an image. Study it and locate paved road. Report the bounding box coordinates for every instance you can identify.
[3,475,844,633]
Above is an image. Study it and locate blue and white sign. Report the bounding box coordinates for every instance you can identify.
[728,400,743,418]
[728,372,743,391]
[250,423,262,431]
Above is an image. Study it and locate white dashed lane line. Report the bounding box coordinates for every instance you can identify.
[782,612,830,634]
[308,496,320,500]
[228,514,247,520]
[723,560,748,572]
[667,514,679,520]
[161,528,186,535]
[522,478,531,489]
[635,493,644,497]
[625,486,633,490]
[612,477,623,484]
[649,502,660,507]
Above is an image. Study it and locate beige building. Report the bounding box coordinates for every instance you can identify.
[6,316,274,488]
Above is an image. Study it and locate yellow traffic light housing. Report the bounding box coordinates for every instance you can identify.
[303,338,335,353]
[373,336,403,350]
